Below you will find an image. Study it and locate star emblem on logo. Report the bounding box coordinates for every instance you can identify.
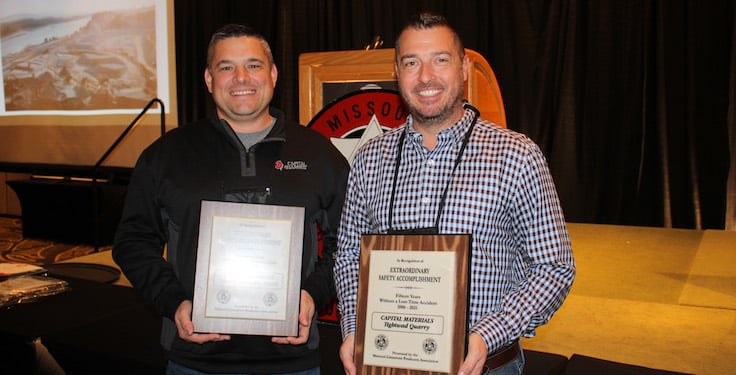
[329,114,386,164]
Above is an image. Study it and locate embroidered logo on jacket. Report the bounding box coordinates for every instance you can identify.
[274,160,308,171]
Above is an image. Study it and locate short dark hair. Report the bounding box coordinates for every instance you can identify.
[206,23,274,67]
[395,12,465,58]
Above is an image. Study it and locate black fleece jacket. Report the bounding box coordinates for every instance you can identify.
[112,107,349,373]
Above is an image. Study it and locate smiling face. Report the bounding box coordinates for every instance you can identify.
[204,36,277,132]
[395,26,469,131]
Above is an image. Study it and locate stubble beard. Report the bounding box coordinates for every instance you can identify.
[403,84,465,130]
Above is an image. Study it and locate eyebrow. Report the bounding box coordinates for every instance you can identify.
[399,51,452,62]
[214,57,266,67]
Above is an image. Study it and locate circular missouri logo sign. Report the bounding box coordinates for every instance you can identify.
[308,89,408,163]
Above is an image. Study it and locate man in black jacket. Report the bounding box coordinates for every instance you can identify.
[113,23,349,374]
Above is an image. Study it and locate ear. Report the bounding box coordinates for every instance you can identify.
[462,52,470,82]
[271,64,278,87]
[204,67,213,93]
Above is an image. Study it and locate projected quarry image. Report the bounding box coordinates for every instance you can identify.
[1,4,157,111]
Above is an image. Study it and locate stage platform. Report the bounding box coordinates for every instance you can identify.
[520,223,736,375]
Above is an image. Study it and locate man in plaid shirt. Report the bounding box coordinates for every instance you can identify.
[334,12,575,375]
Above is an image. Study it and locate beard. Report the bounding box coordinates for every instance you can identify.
[410,100,460,125]
[401,83,465,128]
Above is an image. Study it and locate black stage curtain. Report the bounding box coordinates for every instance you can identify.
[173,0,736,230]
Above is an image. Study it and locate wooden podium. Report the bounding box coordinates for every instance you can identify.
[299,48,506,128]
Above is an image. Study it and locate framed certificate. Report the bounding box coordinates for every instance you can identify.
[192,200,304,336]
[355,234,471,374]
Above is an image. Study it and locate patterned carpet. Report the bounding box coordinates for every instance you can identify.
[0,217,104,265]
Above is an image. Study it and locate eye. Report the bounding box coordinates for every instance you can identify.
[435,56,451,65]
[247,62,264,70]
[218,65,234,72]
[401,59,419,70]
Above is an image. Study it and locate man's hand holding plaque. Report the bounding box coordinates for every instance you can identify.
[354,234,470,375]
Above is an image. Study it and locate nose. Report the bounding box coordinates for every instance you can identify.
[234,66,249,82]
[418,62,434,83]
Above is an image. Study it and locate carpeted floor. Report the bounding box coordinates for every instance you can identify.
[0,216,104,265]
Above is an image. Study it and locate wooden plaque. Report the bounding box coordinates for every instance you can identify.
[192,200,304,336]
[355,234,471,375]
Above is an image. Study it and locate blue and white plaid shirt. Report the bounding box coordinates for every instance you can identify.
[334,107,575,353]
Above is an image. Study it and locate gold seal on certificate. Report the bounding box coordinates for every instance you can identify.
[355,234,471,375]
[192,201,304,336]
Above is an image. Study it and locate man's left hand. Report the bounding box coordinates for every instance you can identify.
[272,290,315,345]
[457,333,487,375]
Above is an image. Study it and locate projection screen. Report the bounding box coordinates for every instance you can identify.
[0,0,177,169]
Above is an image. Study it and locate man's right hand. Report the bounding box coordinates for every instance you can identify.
[339,333,357,375]
[174,300,231,344]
